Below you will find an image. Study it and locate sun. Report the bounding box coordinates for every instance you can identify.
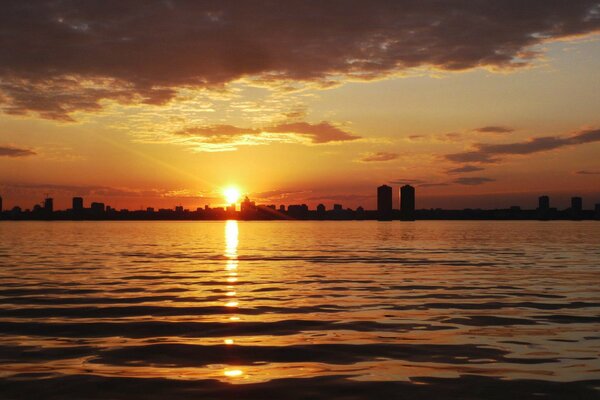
[223,186,241,204]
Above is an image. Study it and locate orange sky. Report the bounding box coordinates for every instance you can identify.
[1,2,599,211]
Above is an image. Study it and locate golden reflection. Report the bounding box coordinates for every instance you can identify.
[224,339,234,345]
[223,220,240,318]
[225,220,239,257]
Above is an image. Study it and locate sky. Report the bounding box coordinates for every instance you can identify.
[1,1,600,211]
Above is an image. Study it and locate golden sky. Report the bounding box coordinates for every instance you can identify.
[1,2,599,210]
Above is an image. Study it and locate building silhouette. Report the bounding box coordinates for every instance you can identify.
[571,197,582,212]
[0,195,2,214]
[91,202,105,214]
[400,185,415,220]
[240,196,256,213]
[72,197,84,212]
[538,195,549,210]
[44,197,53,213]
[377,185,393,220]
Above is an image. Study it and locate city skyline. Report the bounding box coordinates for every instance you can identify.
[2,184,598,221]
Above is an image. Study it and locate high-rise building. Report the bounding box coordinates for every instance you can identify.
[91,202,105,214]
[538,195,549,210]
[72,197,84,211]
[44,197,53,213]
[571,197,583,212]
[401,185,415,212]
[377,185,393,219]
[316,204,325,213]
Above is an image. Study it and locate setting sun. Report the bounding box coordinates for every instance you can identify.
[223,187,241,204]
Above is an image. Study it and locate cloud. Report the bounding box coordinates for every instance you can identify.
[1,2,599,120]
[389,178,427,185]
[176,121,359,151]
[0,145,36,157]
[576,170,600,175]
[447,165,486,174]
[360,152,399,162]
[418,183,450,188]
[474,126,514,134]
[453,177,496,185]
[437,132,462,141]
[445,128,600,163]
[408,135,426,141]
[0,182,205,199]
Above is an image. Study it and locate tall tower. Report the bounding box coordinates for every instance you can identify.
[401,185,415,211]
[44,197,53,213]
[538,195,549,210]
[377,185,392,220]
[571,197,583,212]
[400,185,415,220]
[72,197,84,212]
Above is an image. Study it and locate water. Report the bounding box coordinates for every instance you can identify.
[0,221,599,399]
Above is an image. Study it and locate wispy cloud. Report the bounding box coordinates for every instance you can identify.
[0,145,36,157]
[474,126,514,134]
[575,170,600,175]
[447,165,485,174]
[175,121,359,151]
[0,182,210,199]
[389,178,427,185]
[360,152,399,162]
[453,177,495,185]
[445,128,600,163]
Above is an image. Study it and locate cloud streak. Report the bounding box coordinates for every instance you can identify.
[0,145,36,157]
[474,126,514,134]
[445,128,600,163]
[175,121,359,151]
[447,165,485,174]
[1,1,599,120]
[360,152,399,162]
[453,177,496,186]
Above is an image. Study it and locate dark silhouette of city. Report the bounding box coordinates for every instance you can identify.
[1,185,599,221]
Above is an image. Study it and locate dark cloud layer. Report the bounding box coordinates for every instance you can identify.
[446,128,600,163]
[447,165,485,174]
[0,145,36,157]
[1,1,599,120]
[576,170,600,175]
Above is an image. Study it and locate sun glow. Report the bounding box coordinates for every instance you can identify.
[223,186,241,204]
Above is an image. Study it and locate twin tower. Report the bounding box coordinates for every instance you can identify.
[377,184,415,220]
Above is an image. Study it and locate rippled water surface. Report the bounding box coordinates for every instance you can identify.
[1,221,599,399]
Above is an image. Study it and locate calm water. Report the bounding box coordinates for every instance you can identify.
[0,221,599,399]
